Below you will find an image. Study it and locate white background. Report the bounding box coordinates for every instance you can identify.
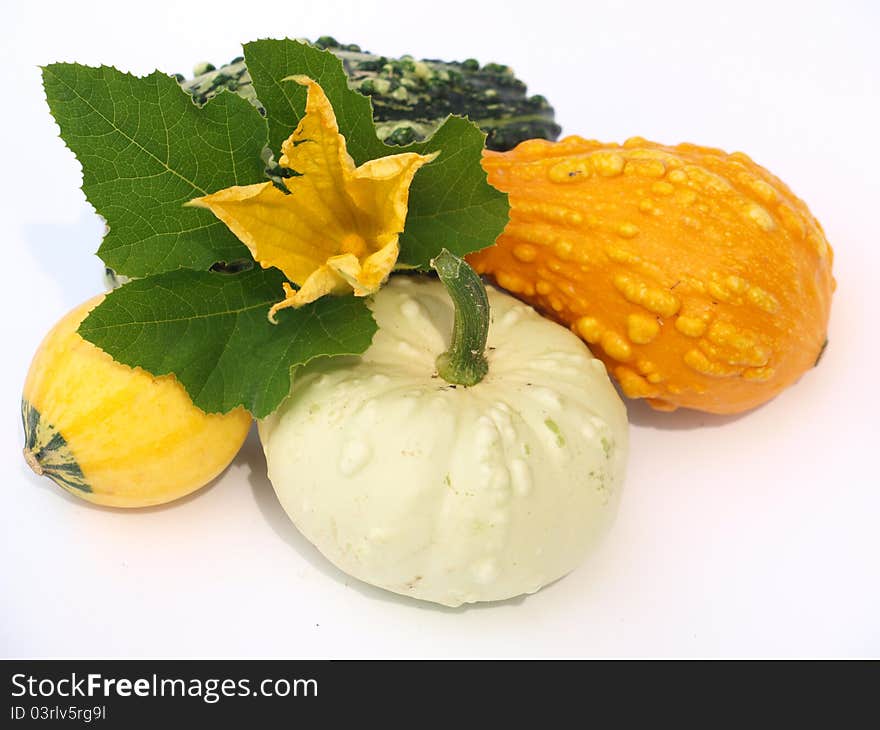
[2,0,878,658]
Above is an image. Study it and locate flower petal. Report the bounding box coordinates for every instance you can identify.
[189,182,340,283]
[267,268,350,322]
[326,239,400,296]
[348,151,439,244]
[279,75,360,223]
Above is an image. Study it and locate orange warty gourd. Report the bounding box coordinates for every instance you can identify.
[468,136,835,414]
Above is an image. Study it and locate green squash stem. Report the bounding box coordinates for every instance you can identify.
[431,249,489,387]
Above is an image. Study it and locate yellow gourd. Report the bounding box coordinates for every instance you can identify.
[468,136,835,414]
[22,296,252,507]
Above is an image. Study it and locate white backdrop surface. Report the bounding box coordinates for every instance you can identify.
[1,0,878,657]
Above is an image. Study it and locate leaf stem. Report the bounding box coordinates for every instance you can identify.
[431,249,489,387]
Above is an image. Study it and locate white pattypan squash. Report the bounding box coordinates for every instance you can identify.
[259,275,628,607]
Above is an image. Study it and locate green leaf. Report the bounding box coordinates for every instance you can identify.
[243,38,509,267]
[395,117,509,269]
[77,267,377,417]
[42,64,268,278]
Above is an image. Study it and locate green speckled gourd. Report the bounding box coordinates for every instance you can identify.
[179,36,560,151]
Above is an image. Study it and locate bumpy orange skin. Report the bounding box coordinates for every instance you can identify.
[468,136,835,414]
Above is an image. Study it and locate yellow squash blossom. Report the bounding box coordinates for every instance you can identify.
[189,75,437,321]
